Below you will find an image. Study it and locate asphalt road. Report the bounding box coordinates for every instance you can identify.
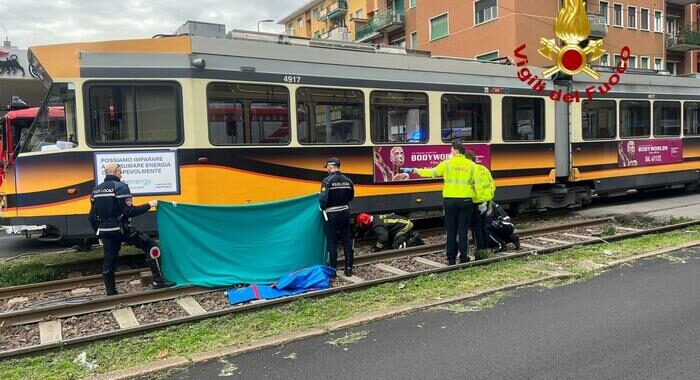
[0,233,65,259]
[158,246,700,380]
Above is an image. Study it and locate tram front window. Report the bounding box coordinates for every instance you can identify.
[20,83,77,153]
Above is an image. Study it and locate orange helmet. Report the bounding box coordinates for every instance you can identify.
[355,213,372,228]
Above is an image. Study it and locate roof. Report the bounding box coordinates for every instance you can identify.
[5,107,63,121]
[277,0,324,25]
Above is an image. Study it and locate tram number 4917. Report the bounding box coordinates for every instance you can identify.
[283,75,302,84]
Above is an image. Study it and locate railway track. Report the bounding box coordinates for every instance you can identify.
[0,217,697,358]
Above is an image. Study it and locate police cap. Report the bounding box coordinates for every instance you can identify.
[324,157,341,168]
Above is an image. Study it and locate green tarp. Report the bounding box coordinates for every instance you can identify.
[157,194,326,287]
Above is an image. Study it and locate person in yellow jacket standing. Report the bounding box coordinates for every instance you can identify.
[466,150,496,260]
[403,143,476,265]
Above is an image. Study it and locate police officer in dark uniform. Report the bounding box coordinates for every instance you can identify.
[89,163,175,295]
[319,157,355,277]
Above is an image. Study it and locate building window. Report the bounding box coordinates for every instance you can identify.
[476,51,499,61]
[287,23,294,35]
[653,101,681,136]
[628,56,637,69]
[684,102,700,136]
[600,54,610,66]
[371,91,429,144]
[667,62,678,75]
[313,8,320,20]
[641,57,649,69]
[582,100,616,140]
[627,6,636,29]
[502,97,545,141]
[613,4,623,27]
[614,54,621,66]
[88,82,182,146]
[410,31,417,49]
[354,9,363,19]
[298,18,303,29]
[409,0,416,8]
[600,1,609,25]
[620,100,650,138]
[475,0,497,25]
[391,37,406,47]
[654,11,663,32]
[441,94,491,142]
[640,8,649,30]
[296,87,365,145]
[207,83,290,145]
[430,13,449,40]
[654,58,663,70]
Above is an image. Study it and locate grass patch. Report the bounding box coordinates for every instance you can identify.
[436,292,507,314]
[3,227,700,380]
[0,246,142,287]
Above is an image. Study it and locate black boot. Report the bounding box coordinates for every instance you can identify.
[147,259,176,289]
[102,272,118,296]
[344,267,353,277]
[512,235,521,250]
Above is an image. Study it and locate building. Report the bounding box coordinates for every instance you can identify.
[278,0,700,76]
[0,38,46,116]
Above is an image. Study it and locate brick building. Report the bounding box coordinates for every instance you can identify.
[278,0,700,75]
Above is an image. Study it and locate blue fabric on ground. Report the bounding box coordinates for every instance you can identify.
[227,265,336,305]
[157,194,326,287]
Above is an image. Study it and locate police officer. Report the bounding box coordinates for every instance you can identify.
[466,150,495,260]
[355,212,425,252]
[403,143,476,265]
[89,163,175,295]
[319,157,355,277]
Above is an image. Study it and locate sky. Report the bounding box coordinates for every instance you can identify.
[0,0,311,49]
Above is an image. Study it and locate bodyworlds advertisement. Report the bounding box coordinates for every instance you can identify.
[373,145,491,183]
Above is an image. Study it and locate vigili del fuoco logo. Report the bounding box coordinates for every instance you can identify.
[512,0,632,103]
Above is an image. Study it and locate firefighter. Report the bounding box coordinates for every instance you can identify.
[484,202,521,252]
[319,157,355,277]
[466,150,495,260]
[355,212,425,252]
[403,142,476,265]
[89,163,175,296]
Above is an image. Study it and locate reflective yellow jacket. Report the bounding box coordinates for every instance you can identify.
[473,164,495,204]
[415,154,476,199]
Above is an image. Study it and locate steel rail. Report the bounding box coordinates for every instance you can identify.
[2,219,697,359]
[0,269,145,300]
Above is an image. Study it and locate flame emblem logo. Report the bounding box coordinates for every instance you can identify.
[539,0,606,79]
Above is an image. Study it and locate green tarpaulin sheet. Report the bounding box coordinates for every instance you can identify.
[157,194,326,287]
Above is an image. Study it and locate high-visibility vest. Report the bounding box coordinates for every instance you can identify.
[473,164,495,204]
[415,154,476,199]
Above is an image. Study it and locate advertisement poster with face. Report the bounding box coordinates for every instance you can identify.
[373,145,491,183]
[617,139,682,168]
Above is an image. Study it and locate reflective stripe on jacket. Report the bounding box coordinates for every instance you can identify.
[415,154,476,199]
[473,164,495,204]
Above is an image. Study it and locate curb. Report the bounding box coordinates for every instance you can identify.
[90,240,700,380]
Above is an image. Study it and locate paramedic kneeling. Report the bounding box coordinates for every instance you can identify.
[89,163,175,296]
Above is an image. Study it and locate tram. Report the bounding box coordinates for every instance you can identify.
[1,23,698,240]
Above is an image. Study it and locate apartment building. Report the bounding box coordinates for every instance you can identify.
[278,0,700,75]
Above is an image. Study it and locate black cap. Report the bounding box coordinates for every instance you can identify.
[324,157,341,168]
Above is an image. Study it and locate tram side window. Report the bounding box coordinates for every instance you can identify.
[20,83,78,153]
[88,83,181,145]
[371,91,428,143]
[582,100,616,140]
[208,83,290,145]
[620,100,651,138]
[653,101,681,137]
[441,94,491,142]
[684,102,700,136]
[296,87,364,144]
[502,97,545,141]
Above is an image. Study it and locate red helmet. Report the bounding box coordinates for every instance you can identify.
[355,213,372,228]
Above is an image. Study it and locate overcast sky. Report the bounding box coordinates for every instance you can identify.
[0,0,311,49]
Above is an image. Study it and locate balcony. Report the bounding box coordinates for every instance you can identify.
[327,1,348,20]
[317,7,328,21]
[355,22,380,42]
[587,13,608,39]
[320,26,350,41]
[666,26,700,52]
[374,9,405,33]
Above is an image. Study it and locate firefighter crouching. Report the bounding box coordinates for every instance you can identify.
[355,213,425,252]
[89,163,175,295]
[319,157,355,277]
